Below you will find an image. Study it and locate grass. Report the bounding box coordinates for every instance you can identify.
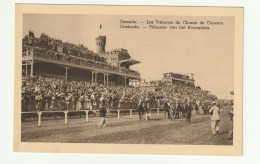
[21,109,233,145]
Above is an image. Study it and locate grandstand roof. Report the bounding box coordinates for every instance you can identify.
[118,59,140,68]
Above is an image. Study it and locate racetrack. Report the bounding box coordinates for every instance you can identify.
[21,110,233,145]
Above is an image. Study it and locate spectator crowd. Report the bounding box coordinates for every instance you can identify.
[22,72,217,116]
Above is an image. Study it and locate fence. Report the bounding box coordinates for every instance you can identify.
[21,107,165,127]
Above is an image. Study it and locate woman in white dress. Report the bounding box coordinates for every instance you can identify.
[90,92,95,110]
[84,93,92,110]
[76,93,83,111]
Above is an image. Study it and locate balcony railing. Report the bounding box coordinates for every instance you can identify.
[22,50,140,78]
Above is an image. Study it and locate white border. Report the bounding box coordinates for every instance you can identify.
[1,0,260,163]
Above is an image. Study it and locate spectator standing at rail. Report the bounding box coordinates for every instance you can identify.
[76,93,83,111]
[228,102,234,140]
[195,103,199,115]
[182,102,187,117]
[164,101,170,119]
[35,92,42,111]
[185,101,192,123]
[28,91,35,111]
[107,94,112,110]
[175,102,181,119]
[201,103,206,115]
[90,92,95,110]
[145,96,151,120]
[169,101,175,121]
[65,93,70,110]
[203,102,210,115]
[209,101,221,135]
[98,101,107,128]
[84,93,92,110]
[179,102,184,117]
[22,89,29,112]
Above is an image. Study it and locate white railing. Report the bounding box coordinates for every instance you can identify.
[21,108,164,127]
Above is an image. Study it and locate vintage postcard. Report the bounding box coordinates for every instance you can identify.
[14,4,243,155]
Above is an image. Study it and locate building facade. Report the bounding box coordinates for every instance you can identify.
[162,72,195,87]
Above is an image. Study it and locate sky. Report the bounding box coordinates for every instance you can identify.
[23,14,234,97]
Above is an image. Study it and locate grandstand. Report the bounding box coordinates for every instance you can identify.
[22,31,141,87]
[162,72,195,87]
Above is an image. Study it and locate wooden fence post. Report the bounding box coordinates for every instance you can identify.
[64,111,68,124]
[130,109,132,118]
[37,111,42,127]
[85,110,89,122]
[117,110,120,119]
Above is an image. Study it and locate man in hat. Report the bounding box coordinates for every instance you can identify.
[98,101,107,128]
[145,96,151,120]
[137,99,145,120]
[175,102,181,119]
[185,101,192,123]
[163,100,170,119]
[168,100,173,121]
[209,101,221,135]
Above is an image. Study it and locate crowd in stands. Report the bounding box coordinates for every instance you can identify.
[21,72,217,115]
[23,32,106,63]
[22,32,140,77]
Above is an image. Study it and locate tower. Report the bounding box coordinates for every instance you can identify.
[95,35,106,55]
[95,24,106,55]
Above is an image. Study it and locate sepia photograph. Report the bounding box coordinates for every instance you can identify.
[13,4,243,155]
